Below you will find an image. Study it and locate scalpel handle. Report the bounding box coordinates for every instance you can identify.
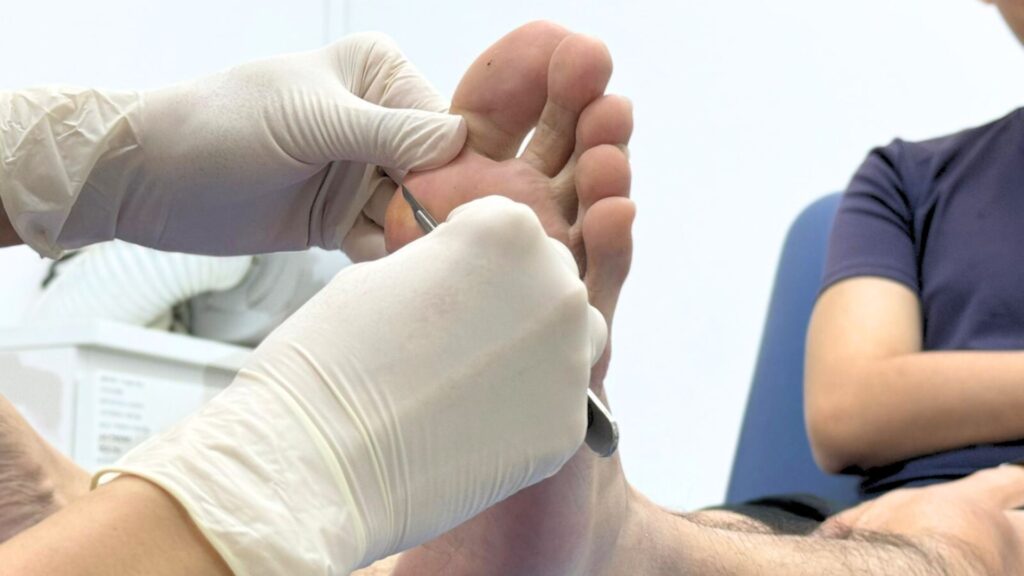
[586,390,619,458]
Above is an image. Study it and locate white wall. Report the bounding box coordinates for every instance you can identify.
[3,0,1024,511]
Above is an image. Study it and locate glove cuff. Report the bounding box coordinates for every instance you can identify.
[94,371,370,574]
[0,88,142,258]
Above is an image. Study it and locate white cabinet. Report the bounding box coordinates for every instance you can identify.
[0,320,249,470]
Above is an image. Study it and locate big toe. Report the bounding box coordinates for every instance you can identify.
[450,20,571,160]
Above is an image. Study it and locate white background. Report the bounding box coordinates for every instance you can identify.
[2,0,1023,510]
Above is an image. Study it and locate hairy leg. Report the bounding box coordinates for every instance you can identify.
[0,396,89,543]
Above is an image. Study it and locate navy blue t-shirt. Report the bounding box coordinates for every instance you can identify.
[821,108,1024,497]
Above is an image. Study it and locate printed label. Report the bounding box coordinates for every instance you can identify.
[90,371,208,466]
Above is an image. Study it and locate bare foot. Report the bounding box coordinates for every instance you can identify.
[385,22,638,576]
[383,21,632,272]
[0,396,90,543]
[392,163,635,576]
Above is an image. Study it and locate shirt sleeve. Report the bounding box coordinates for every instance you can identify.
[821,140,920,294]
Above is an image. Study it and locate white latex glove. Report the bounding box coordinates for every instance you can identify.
[0,32,466,258]
[95,196,608,575]
[341,172,396,263]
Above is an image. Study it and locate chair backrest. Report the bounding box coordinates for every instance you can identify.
[725,193,860,507]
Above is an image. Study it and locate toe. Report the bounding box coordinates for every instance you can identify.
[583,197,635,326]
[576,95,633,152]
[521,34,613,176]
[552,95,634,218]
[450,21,571,161]
[569,144,631,274]
[576,145,632,213]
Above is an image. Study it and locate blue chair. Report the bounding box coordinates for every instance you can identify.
[725,193,860,508]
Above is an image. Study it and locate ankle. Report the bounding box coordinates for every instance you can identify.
[598,490,693,576]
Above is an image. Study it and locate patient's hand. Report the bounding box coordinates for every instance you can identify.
[386,22,638,576]
[818,466,1024,575]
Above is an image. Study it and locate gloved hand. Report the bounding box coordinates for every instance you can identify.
[95,196,608,575]
[0,33,466,258]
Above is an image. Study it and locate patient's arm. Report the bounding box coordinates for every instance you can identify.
[806,277,1024,472]
[0,477,231,576]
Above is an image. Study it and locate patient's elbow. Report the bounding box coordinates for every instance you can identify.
[806,395,870,475]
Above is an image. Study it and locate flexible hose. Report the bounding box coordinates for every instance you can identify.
[29,241,252,328]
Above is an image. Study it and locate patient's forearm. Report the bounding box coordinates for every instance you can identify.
[812,351,1024,471]
[808,279,1024,471]
[0,476,232,576]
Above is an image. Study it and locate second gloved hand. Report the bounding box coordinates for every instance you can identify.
[0,33,466,257]
[95,196,608,575]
